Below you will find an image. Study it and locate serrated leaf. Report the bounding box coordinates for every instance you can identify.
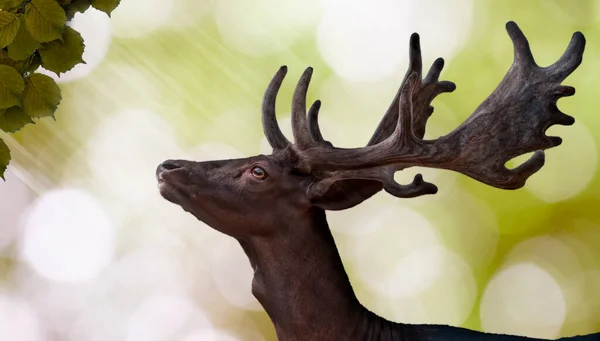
[64,0,90,20]
[90,0,119,16]
[22,73,61,118]
[8,16,40,60]
[39,26,84,74]
[0,105,33,132]
[25,0,67,43]
[0,11,20,49]
[0,0,23,10]
[0,64,24,109]
[0,137,9,180]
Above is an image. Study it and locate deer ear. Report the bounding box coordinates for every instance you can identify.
[307,178,384,211]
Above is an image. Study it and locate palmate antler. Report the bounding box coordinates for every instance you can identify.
[262,21,586,199]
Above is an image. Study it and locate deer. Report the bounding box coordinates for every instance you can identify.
[156,22,598,341]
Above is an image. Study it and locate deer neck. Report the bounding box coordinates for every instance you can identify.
[238,208,368,341]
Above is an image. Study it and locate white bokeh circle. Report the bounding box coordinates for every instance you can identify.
[0,293,46,341]
[327,195,403,236]
[110,0,175,38]
[10,265,95,335]
[0,170,34,251]
[87,108,186,217]
[385,245,446,298]
[214,0,323,56]
[352,207,444,297]
[317,0,474,82]
[480,263,567,339]
[182,329,242,341]
[68,247,211,341]
[127,295,210,341]
[19,188,115,282]
[388,248,477,326]
[166,0,215,31]
[208,238,262,311]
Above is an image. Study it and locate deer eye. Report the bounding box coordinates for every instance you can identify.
[251,166,267,179]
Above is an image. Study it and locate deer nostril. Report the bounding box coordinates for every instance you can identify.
[157,160,189,179]
[161,161,182,171]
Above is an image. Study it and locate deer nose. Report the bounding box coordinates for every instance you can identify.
[156,160,184,177]
[161,160,183,170]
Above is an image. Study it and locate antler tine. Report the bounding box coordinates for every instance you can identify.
[418,58,456,137]
[547,31,585,82]
[306,100,334,147]
[505,21,536,67]
[291,67,318,149]
[262,66,291,150]
[384,173,438,198]
[409,33,423,75]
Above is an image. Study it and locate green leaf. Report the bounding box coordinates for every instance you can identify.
[22,73,61,118]
[0,49,24,71]
[0,105,33,132]
[0,64,24,109]
[0,0,23,11]
[90,0,120,16]
[0,11,20,48]
[64,0,91,21]
[2,51,42,74]
[25,0,67,43]
[39,26,84,75]
[0,137,9,180]
[8,16,40,61]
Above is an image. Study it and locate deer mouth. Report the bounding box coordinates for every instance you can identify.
[157,178,187,205]
[156,164,190,205]
[157,179,182,202]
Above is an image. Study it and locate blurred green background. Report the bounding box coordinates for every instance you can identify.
[1,0,599,340]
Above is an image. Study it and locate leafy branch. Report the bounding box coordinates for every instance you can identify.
[0,0,121,179]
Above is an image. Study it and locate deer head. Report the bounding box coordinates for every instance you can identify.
[157,22,584,238]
